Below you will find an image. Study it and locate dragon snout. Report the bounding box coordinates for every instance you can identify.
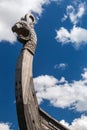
[12,23,22,33]
[12,24,18,33]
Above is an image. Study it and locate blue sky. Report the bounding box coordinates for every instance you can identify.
[0,0,87,130]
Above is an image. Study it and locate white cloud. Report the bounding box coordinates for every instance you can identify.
[34,68,87,112]
[59,2,87,48]
[56,27,70,44]
[56,26,87,48]
[62,3,86,24]
[54,63,67,70]
[61,14,68,22]
[0,0,58,43]
[0,123,12,130]
[60,115,87,130]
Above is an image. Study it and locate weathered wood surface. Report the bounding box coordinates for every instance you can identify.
[12,13,70,130]
[15,48,41,130]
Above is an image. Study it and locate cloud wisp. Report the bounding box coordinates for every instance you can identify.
[66,3,85,25]
[34,68,87,112]
[54,63,67,70]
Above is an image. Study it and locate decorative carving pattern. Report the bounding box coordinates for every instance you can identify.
[23,41,36,55]
[12,13,37,55]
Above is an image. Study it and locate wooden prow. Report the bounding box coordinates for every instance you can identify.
[12,13,70,130]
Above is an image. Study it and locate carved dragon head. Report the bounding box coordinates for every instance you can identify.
[12,13,36,44]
